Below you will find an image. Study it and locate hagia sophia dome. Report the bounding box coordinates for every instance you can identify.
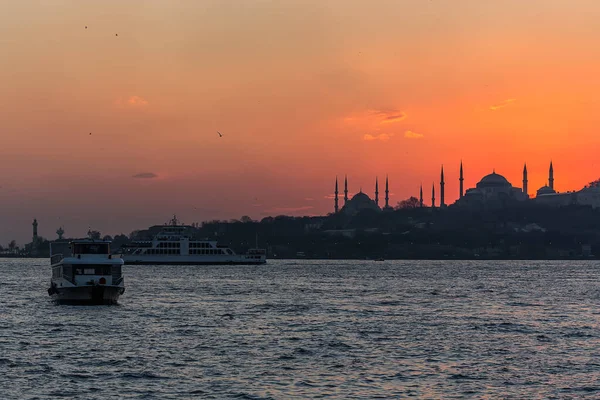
[476,172,512,188]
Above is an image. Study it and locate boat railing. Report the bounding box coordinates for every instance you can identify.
[50,254,64,265]
[112,276,124,286]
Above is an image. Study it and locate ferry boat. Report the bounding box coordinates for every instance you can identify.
[120,216,266,265]
[48,239,125,304]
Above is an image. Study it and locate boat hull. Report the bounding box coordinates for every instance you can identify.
[49,285,124,305]
[122,257,266,266]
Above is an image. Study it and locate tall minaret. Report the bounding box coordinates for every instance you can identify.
[385,175,390,209]
[32,218,38,241]
[523,163,528,196]
[375,177,379,207]
[431,183,436,208]
[549,161,554,190]
[334,176,339,213]
[459,161,464,198]
[344,175,349,205]
[440,165,445,207]
[419,184,424,207]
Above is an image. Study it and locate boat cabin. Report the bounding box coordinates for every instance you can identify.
[72,240,111,255]
[51,239,123,287]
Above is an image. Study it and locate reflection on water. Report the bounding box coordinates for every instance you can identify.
[2,259,600,398]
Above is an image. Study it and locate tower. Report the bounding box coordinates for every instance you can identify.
[459,161,464,198]
[419,184,424,207]
[431,183,436,208]
[344,175,348,205]
[32,218,38,241]
[334,176,339,213]
[375,177,379,207]
[56,226,65,240]
[440,165,445,207]
[523,163,528,196]
[385,175,390,209]
[549,161,554,190]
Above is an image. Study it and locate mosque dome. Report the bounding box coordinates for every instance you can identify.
[350,192,372,202]
[476,172,512,188]
[536,185,556,196]
[342,191,381,215]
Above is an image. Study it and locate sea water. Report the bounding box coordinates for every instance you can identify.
[2,259,600,398]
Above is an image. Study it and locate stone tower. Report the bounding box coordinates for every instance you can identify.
[334,176,339,213]
[549,161,554,190]
[344,175,349,205]
[459,161,464,198]
[32,218,38,241]
[523,163,528,196]
[440,165,445,207]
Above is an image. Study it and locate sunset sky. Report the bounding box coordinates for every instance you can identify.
[2,0,600,244]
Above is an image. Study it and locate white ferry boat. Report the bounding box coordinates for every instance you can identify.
[120,216,266,265]
[48,239,125,304]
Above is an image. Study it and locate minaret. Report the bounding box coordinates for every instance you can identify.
[419,184,424,207]
[385,175,390,209]
[32,218,38,241]
[549,161,554,190]
[459,161,464,198]
[334,176,339,213]
[523,163,528,196]
[344,175,349,205]
[440,165,445,207]
[375,177,379,207]
[431,183,436,208]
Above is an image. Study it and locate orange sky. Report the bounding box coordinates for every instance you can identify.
[1,0,600,243]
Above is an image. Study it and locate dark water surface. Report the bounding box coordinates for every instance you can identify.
[2,259,600,399]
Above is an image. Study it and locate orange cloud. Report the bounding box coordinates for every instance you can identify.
[489,98,515,111]
[404,130,424,139]
[364,133,394,141]
[371,110,407,124]
[128,96,149,106]
[344,108,407,127]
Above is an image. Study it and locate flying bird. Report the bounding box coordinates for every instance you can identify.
[115,33,118,37]
[85,26,87,29]
[89,132,92,135]
[217,131,223,137]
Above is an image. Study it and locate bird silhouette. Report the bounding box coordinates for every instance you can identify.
[115,33,118,37]
[89,132,92,135]
[85,26,88,29]
[217,131,223,137]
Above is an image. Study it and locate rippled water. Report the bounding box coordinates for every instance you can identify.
[2,259,600,398]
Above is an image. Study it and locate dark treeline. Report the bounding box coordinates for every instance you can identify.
[190,204,600,259]
[8,203,600,259]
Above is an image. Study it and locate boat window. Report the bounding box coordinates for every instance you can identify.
[73,243,110,254]
[73,265,112,275]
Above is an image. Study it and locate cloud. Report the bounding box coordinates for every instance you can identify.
[344,108,407,127]
[489,98,515,111]
[372,110,407,124]
[264,206,315,213]
[115,95,149,107]
[132,172,158,179]
[364,133,394,141]
[404,130,424,139]
[128,96,149,106]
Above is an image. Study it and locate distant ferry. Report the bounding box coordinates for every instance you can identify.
[48,239,125,304]
[120,216,266,265]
